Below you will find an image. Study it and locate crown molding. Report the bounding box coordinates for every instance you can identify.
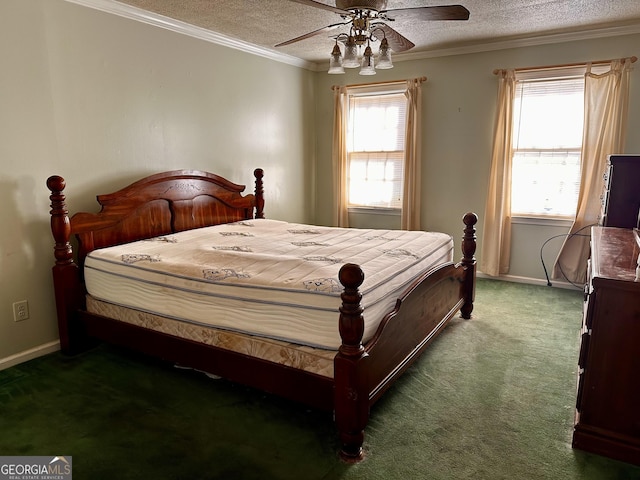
[394,22,640,63]
[64,0,315,70]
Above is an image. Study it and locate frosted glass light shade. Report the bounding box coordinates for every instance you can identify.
[359,45,375,75]
[376,39,393,69]
[328,43,345,74]
[329,58,345,74]
[343,36,360,68]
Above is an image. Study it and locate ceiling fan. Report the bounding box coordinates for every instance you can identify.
[275,1,470,74]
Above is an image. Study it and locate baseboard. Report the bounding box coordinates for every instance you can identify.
[477,272,581,291]
[0,341,61,371]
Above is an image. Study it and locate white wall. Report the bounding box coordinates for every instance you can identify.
[0,0,315,362]
[0,0,61,364]
[312,33,640,283]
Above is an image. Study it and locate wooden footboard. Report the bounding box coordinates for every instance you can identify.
[335,212,478,461]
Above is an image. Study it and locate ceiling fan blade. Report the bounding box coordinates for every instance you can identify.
[381,5,470,21]
[287,0,351,15]
[275,22,349,47]
[371,23,415,52]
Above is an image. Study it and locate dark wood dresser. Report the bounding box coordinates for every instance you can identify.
[573,226,640,465]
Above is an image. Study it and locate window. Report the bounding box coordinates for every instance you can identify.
[482,59,632,279]
[346,90,407,209]
[511,74,584,217]
[510,64,610,218]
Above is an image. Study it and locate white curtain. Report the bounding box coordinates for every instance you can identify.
[402,78,423,230]
[332,86,349,227]
[552,58,633,284]
[480,69,516,276]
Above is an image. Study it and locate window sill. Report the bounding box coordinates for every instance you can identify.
[511,215,574,227]
[348,206,401,217]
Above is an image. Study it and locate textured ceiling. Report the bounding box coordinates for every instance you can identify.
[115,0,640,64]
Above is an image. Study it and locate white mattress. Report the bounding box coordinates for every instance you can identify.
[84,219,454,349]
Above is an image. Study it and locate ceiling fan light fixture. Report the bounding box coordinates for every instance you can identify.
[328,42,345,74]
[273,2,470,75]
[359,44,376,75]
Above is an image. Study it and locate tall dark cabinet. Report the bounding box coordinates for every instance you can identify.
[600,155,640,228]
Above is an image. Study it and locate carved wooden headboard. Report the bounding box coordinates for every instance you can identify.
[47,168,264,265]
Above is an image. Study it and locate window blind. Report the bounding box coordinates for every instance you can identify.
[347,92,406,208]
[511,75,584,217]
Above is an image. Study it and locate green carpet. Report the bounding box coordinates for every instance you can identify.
[1,279,639,479]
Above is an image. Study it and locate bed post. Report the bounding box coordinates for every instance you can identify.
[47,175,85,354]
[460,212,478,319]
[335,263,369,462]
[253,168,264,219]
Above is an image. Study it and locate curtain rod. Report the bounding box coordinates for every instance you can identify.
[493,56,637,75]
[331,76,427,91]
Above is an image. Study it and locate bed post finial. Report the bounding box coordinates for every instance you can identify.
[253,168,265,219]
[337,264,365,354]
[335,263,368,463]
[47,175,73,266]
[460,212,478,319]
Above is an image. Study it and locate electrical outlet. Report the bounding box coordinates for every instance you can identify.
[13,300,29,322]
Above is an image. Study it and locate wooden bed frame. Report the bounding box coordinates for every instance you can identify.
[47,168,477,462]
